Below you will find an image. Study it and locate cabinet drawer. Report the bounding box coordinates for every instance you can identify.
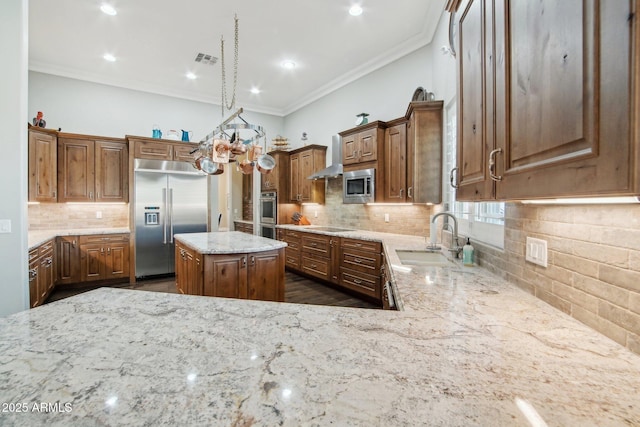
[301,233,331,256]
[285,247,301,269]
[134,141,173,160]
[341,238,381,254]
[301,254,330,281]
[285,229,302,240]
[173,144,197,162]
[341,248,381,275]
[339,268,380,299]
[38,239,55,255]
[283,239,300,250]
[79,233,129,244]
[29,248,39,262]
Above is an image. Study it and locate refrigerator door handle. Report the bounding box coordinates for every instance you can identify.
[169,188,174,243]
[162,188,167,244]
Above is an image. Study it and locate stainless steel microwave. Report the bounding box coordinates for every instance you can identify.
[343,168,375,204]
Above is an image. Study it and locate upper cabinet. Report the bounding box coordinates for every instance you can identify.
[341,123,385,166]
[57,133,128,203]
[261,150,289,194]
[289,145,326,203]
[128,136,197,162]
[28,127,58,202]
[455,0,639,201]
[406,102,443,204]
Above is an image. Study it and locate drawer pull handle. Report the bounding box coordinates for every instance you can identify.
[354,279,362,285]
[355,243,362,247]
[354,258,362,263]
[310,264,317,269]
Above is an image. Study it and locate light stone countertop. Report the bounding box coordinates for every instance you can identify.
[28,228,130,250]
[174,231,287,254]
[2,227,639,425]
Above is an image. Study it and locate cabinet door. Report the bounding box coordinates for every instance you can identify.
[29,257,40,308]
[342,133,359,165]
[289,153,300,202]
[407,102,443,204]
[494,0,633,199]
[57,236,81,285]
[95,141,128,203]
[299,150,314,201]
[175,243,187,294]
[105,242,129,279]
[456,0,495,201]
[358,127,378,163]
[203,254,248,299]
[384,123,407,202]
[173,144,196,162]
[58,138,95,202]
[81,244,104,281]
[248,250,284,302]
[28,130,57,202]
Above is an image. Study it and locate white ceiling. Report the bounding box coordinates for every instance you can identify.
[29,0,446,117]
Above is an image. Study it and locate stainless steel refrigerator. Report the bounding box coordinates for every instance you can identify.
[134,159,208,278]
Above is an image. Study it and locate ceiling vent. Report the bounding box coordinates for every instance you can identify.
[194,53,218,66]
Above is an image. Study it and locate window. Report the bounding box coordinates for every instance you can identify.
[442,99,505,249]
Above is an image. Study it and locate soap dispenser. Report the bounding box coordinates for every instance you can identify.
[463,238,474,266]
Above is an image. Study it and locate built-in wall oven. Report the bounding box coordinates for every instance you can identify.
[260,191,277,239]
[343,168,375,204]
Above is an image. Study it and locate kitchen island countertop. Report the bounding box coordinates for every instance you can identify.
[1,228,639,425]
[174,231,287,254]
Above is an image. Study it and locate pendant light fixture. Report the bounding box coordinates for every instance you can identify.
[193,15,275,176]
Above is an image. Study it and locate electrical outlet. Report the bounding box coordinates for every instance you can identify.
[96,211,102,219]
[0,219,11,233]
[526,237,548,267]
[384,213,390,222]
[314,211,318,218]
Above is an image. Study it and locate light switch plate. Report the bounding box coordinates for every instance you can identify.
[384,213,390,222]
[526,237,548,267]
[0,219,11,233]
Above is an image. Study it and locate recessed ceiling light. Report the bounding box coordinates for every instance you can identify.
[349,5,363,16]
[100,3,117,16]
[281,60,296,70]
[103,53,116,62]
[250,87,261,94]
[186,72,197,80]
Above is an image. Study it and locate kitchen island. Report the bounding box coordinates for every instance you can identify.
[174,231,287,301]
[1,230,639,426]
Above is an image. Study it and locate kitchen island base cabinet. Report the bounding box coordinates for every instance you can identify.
[202,250,284,302]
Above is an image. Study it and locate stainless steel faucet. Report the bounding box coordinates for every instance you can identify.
[430,212,463,258]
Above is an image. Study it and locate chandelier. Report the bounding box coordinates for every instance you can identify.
[193,15,275,176]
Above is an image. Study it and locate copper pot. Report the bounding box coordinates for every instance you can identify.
[237,159,254,174]
[256,153,275,174]
[229,139,247,155]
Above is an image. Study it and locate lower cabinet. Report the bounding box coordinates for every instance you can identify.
[28,239,55,308]
[233,221,254,234]
[176,244,285,302]
[56,235,81,285]
[79,234,130,282]
[286,230,383,304]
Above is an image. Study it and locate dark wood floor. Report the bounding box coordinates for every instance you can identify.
[45,271,380,309]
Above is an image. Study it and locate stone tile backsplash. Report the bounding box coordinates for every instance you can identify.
[28,203,129,230]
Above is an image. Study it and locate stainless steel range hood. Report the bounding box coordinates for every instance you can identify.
[307,135,343,179]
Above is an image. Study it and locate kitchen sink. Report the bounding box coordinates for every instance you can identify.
[395,250,455,267]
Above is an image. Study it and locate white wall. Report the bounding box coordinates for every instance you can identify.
[0,0,29,315]
[281,12,454,162]
[29,71,285,141]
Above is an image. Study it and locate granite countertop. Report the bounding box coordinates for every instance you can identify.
[28,228,130,250]
[2,228,639,425]
[233,219,254,225]
[175,231,287,254]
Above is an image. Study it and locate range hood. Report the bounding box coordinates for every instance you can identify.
[307,135,343,179]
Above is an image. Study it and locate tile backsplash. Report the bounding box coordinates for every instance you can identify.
[28,203,129,230]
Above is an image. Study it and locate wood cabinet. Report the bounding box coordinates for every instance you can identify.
[289,145,326,203]
[175,241,203,296]
[79,234,130,282]
[129,136,198,162]
[28,127,58,202]
[338,238,382,301]
[455,0,638,201]
[286,230,383,304]
[341,123,384,166]
[261,150,289,193]
[242,173,253,221]
[202,249,284,302]
[234,221,254,234]
[56,235,81,285]
[406,102,443,204]
[281,229,302,269]
[28,239,55,308]
[383,121,408,202]
[57,133,128,203]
